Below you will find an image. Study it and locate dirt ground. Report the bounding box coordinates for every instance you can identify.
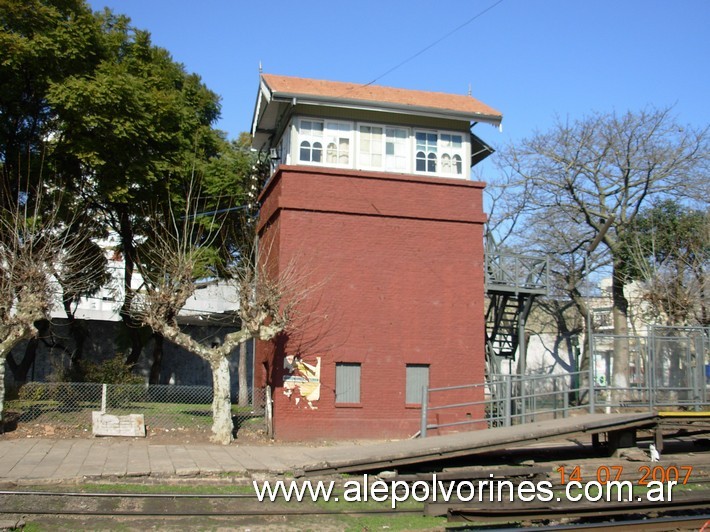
[0,421,271,445]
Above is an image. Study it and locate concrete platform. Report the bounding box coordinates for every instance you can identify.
[0,412,657,483]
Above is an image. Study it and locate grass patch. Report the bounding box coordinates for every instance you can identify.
[5,399,263,430]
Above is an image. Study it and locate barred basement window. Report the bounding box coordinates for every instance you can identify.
[335,362,361,403]
[406,364,429,404]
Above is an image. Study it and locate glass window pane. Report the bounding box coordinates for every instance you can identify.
[416,152,426,171]
[327,143,337,163]
[427,153,436,172]
[300,141,310,161]
[441,154,451,173]
[313,142,322,162]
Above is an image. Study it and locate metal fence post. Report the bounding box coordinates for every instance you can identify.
[101,384,107,414]
[649,326,655,410]
[504,375,512,427]
[588,321,595,414]
[563,381,569,418]
[420,386,428,438]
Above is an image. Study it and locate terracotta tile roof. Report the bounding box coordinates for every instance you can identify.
[261,74,502,123]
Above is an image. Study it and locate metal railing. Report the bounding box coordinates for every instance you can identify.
[484,252,549,295]
[420,371,592,437]
[421,327,710,437]
[4,382,265,435]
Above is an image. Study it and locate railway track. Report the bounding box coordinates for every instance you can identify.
[2,441,709,528]
[0,489,421,518]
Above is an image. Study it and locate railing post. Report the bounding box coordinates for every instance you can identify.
[563,382,569,418]
[420,386,428,438]
[101,383,107,414]
[649,326,655,411]
[553,379,558,419]
[588,315,595,414]
[504,375,512,427]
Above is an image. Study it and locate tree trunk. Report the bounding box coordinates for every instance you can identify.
[7,319,50,383]
[68,319,87,379]
[63,299,87,378]
[0,357,6,428]
[0,323,37,427]
[123,327,145,366]
[210,355,233,445]
[149,332,164,385]
[238,340,249,407]
[611,262,630,402]
[118,207,144,367]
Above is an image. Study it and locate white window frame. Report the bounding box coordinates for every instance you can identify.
[323,120,353,167]
[414,129,467,178]
[291,117,468,178]
[357,123,411,173]
[298,119,324,164]
[357,124,385,170]
[384,126,410,173]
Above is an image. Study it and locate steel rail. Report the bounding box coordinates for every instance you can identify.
[445,496,710,523]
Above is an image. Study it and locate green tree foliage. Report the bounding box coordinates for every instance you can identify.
[619,199,709,325]
[0,0,101,199]
[1,0,256,388]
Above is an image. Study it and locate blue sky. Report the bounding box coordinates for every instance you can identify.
[86,0,709,155]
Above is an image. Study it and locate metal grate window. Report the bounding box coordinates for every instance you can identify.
[406,364,429,404]
[335,362,361,403]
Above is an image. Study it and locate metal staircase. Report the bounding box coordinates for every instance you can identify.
[485,293,535,359]
[484,245,548,372]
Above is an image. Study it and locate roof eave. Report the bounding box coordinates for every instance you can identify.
[270,92,503,127]
[250,78,272,140]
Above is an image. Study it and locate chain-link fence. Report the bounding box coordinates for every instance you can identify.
[590,326,710,409]
[4,382,265,435]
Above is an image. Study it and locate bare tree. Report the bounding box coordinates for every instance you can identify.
[0,190,103,423]
[495,107,709,392]
[132,201,304,444]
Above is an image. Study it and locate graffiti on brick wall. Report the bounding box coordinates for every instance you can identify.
[283,355,321,409]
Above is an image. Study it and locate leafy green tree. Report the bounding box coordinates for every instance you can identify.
[619,199,709,326]
[47,8,223,374]
[1,0,108,385]
[1,1,260,440]
[0,0,101,201]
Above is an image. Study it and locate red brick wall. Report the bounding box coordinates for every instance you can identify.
[255,165,486,440]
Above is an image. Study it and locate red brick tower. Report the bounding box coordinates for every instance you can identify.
[251,75,502,440]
